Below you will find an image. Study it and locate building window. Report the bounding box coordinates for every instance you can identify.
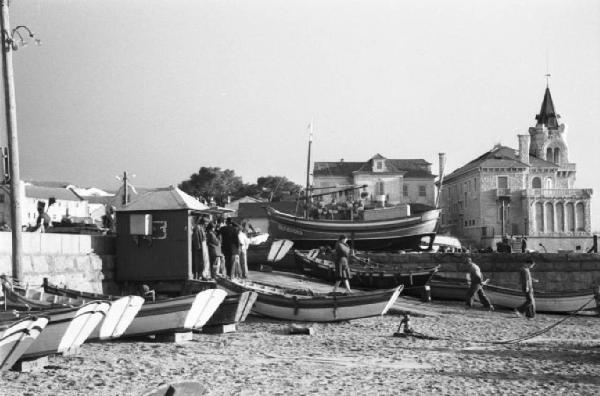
[497,176,508,189]
[545,178,553,189]
[376,161,383,170]
[0,194,4,203]
[403,185,408,197]
[418,185,426,197]
[474,178,477,192]
[376,181,385,195]
[532,177,541,189]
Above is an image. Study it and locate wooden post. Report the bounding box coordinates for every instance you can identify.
[1,1,23,281]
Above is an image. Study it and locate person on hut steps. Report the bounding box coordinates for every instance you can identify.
[220,217,241,278]
[206,222,226,277]
[332,235,352,293]
[515,259,537,318]
[465,257,494,311]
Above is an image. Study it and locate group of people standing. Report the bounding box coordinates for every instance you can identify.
[465,257,537,318]
[191,216,254,280]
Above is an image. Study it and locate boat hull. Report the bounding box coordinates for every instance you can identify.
[43,280,227,336]
[0,316,48,370]
[216,277,402,322]
[121,289,226,337]
[429,276,599,313]
[205,291,257,326]
[23,302,110,358]
[485,285,598,313]
[267,207,440,250]
[294,250,438,294]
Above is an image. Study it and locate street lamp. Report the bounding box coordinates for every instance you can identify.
[3,25,41,50]
[1,0,40,281]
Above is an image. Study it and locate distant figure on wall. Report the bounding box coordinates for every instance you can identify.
[521,237,527,253]
[32,200,52,232]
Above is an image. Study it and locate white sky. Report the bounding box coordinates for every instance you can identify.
[7,0,600,228]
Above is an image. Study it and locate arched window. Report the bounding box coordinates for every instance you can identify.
[545,178,553,189]
[546,147,553,161]
[532,177,541,189]
[553,147,560,164]
[576,202,585,231]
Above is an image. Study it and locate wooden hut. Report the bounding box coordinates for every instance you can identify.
[115,186,210,283]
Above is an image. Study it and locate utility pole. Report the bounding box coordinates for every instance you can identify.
[1,1,22,280]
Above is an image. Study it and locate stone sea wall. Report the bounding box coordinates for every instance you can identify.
[361,252,600,292]
[0,232,117,294]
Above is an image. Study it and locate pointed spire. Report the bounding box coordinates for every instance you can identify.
[535,86,559,128]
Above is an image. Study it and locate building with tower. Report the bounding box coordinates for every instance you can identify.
[439,85,593,252]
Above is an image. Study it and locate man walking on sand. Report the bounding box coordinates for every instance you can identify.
[515,259,537,318]
[465,257,494,311]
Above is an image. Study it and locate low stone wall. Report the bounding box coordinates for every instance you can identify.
[363,252,600,292]
[0,232,117,295]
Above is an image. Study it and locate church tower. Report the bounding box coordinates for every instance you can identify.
[528,86,569,165]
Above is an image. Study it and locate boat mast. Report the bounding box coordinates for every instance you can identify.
[304,121,313,218]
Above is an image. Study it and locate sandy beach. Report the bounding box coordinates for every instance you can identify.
[1,298,599,396]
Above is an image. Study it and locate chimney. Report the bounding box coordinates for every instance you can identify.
[438,153,446,179]
[518,135,530,165]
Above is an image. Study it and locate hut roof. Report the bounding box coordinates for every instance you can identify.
[117,185,209,212]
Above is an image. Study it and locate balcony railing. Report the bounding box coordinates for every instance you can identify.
[522,188,593,199]
[495,188,511,198]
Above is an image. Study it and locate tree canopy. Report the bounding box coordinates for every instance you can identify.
[178,167,301,205]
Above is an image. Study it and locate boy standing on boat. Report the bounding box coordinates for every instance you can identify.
[515,259,536,318]
[333,235,352,293]
[465,257,494,311]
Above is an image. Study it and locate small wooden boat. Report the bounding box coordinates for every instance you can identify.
[294,250,439,294]
[485,284,599,313]
[0,316,48,370]
[15,302,110,358]
[429,275,470,301]
[2,279,143,341]
[267,206,440,250]
[42,280,227,336]
[215,276,402,322]
[429,275,600,313]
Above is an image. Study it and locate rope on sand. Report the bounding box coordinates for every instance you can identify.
[396,296,597,345]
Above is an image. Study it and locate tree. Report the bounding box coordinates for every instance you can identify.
[253,176,302,202]
[178,167,245,206]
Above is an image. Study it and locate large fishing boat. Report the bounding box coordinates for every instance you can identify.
[267,206,440,250]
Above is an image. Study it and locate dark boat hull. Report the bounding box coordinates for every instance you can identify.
[294,250,438,295]
[267,207,440,250]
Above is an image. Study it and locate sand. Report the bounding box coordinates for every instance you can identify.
[1,300,599,396]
